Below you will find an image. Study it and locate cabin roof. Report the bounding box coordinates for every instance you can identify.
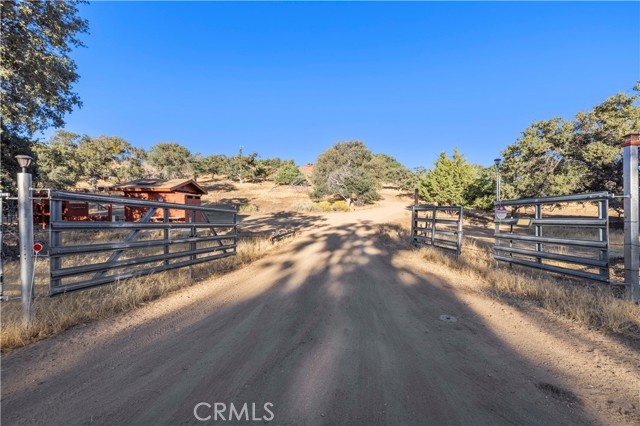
[110,178,208,195]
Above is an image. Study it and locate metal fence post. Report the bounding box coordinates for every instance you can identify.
[623,133,640,301]
[189,210,196,280]
[457,207,463,256]
[18,171,34,323]
[598,198,610,281]
[410,206,416,245]
[430,207,436,246]
[534,203,542,264]
[49,200,62,292]
[163,207,169,266]
[233,210,238,254]
[190,210,197,261]
[0,192,7,299]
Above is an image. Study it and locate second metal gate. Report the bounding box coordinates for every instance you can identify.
[411,205,463,255]
[494,192,611,282]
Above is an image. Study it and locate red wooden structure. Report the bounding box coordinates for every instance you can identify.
[110,179,208,222]
[33,198,112,229]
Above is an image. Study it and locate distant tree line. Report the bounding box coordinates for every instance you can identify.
[31,134,309,190]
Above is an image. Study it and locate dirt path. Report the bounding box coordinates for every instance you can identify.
[1,194,638,425]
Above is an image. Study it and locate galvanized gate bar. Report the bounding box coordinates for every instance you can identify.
[49,221,232,230]
[494,255,610,282]
[496,218,607,227]
[49,190,237,213]
[51,244,237,279]
[496,191,610,206]
[494,192,611,283]
[49,252,236,295]
[49,235,232,255]
[494,233,607,248]
[494,246,609,267]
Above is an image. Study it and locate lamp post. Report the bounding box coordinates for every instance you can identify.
[494,158,502,203]
[16,155,34,324]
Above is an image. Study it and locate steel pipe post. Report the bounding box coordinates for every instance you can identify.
[18,172,34,323]
[623,133,640,301]
[534,203,542,264]
[0,192,7,299]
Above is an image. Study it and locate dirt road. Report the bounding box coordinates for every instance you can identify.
[1,194,638,425]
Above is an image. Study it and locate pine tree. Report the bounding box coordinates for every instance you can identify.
[418,148,475,206]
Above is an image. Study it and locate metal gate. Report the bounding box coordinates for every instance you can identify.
[411,205,463,255]
[48,190,237,295]
[494,192,611,282]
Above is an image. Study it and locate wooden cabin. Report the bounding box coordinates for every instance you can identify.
[110,179,208,222]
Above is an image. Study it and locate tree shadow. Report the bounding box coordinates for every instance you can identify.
[202,181,238,193]
[214,197,252,207]
[238,212,327,237]
[1,220,600,426]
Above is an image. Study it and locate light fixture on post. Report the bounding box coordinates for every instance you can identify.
[494,158,502,203]
[15,155,33,173]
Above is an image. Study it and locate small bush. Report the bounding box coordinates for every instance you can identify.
[332,200,350,211]
[292,201,317,212]
[239,204,259,213]
[318,201,332,212]
[274,163,306,185]
[292,201,351,213]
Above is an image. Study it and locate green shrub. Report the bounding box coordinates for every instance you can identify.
[274,163,306,185]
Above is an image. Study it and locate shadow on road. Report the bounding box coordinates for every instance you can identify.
[1,219,596,426]
[237,212,327,237]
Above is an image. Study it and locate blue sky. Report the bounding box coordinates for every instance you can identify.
[43,1,639,170]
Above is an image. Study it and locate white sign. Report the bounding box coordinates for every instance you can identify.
[495,206,508,220]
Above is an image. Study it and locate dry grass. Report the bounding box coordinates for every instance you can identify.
[200,177,312,214]
[379,223,640,340]
[292,200,351,212]
[0,236,278,352]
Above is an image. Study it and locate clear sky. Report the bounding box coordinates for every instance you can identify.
[43,1,639,170]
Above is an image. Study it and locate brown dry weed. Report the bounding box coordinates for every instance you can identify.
[0,236,279,352]
[379,223,639,340]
